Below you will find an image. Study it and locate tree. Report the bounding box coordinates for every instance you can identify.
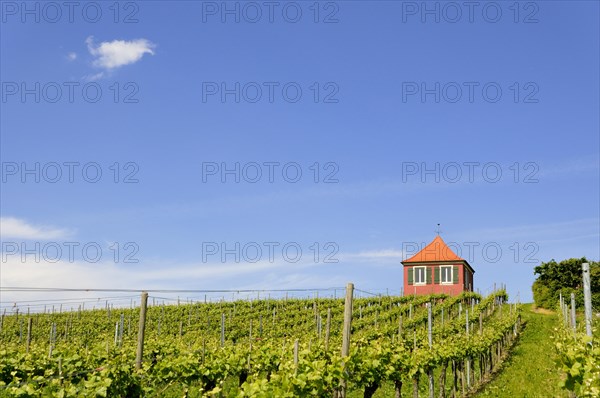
[532,258,599,309]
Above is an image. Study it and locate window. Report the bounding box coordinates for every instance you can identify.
[414,266,426,285]
[441,266,452,284]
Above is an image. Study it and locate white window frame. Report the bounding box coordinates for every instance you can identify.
[414,266,426,285]
[440,265,453,284]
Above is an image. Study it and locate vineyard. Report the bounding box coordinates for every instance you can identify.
[0,286,521,397]
[553,298,600,398]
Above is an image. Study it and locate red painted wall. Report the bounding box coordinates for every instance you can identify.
[403,263,473,296]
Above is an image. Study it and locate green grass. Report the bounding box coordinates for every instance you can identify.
[474,304,566,398]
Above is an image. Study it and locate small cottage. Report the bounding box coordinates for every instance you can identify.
[402,235,475,296]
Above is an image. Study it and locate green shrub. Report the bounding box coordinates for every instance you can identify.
[532,258,599,310]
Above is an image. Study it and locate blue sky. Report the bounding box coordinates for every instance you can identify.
[1,1,599,308]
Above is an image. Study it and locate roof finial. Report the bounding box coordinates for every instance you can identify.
[435,223,442,235]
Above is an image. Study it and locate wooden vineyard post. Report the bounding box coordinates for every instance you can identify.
[26,317,32,353]
[479,312,483,335]
[119,314,124,345]
[452,360,458,398]
[499,297,502,316]
[438,360,448,398]
[341,283,354,355]
[221,313,225,347]
[398,315,403,338]
[249,320,253,349]
[158,305,165,336]
[465,310,470,388]
[293,339,299,370]
[559,292,563,312]
[245,319,252,375]
[319,315,323,338]
[582,263,593,338]
[135,291,148,371]
[570,293,576,332]
[460,360,466,396]
[49,323,56,358]
[340,282,354,398]
[413,374,419,398]
[427,303,433,347]
[441,307,444,327]
[427,302,434,398]
[325,308,331,351]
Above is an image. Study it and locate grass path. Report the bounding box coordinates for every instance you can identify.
[474,304,566,398]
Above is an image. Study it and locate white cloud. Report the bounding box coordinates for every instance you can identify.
[538,155,600,179]
[0,253,399,310]
[464,218,600,242]
[355,249,404,258]
[0,217,71,240]
[0,254,325,291]
[340,249,404,263]
[83,72,105,81]
[86,36,155,70]
[0,256,341,309]
[67,52,77,61]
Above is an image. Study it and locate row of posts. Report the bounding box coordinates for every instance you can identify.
[559,263,593,339]
[131,284,500,397]
[56,283,478,392]
[15,270,591,393]
[132,285,355,394]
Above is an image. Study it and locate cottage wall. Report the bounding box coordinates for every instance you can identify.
[403,263,468,296]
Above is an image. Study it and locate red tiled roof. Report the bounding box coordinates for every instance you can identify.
[402,235,464,263]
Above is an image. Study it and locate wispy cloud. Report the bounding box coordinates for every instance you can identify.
[339,249,404,263]
[0,256,343,306]
[83,72,106,81]
[86,36,155,70]
[353,249,404,259]
[538,155,600,179]
[66,52,77,61]
[463,218,600,242]
[0,217,72,240]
